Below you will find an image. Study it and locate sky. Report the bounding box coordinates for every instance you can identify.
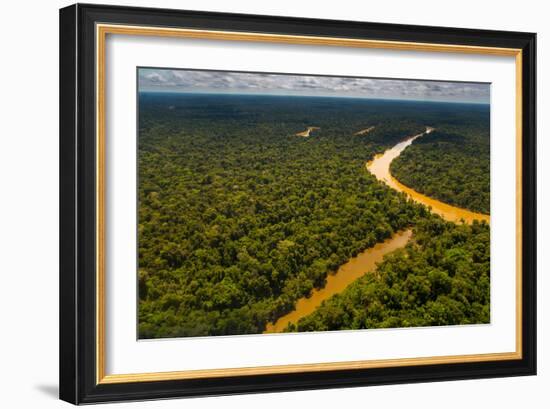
[138,68,490,104]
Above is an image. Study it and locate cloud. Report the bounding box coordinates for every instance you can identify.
[138,68,490,103]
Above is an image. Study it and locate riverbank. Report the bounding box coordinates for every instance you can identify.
[296,126,320,137]
[264,127,489,334]
[354,126,375,136]
[367,128,490,224]
[264,229,412,333]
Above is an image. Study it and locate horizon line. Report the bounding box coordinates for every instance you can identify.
[138,90,490,105]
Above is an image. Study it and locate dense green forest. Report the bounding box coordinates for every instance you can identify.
[391,119,490,214]
[137,93,490,339]
[286,218,490,332]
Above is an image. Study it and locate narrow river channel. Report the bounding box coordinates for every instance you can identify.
[264,127,489,333]
[264,229,412,333]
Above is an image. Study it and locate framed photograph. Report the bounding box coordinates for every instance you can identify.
[59,3,536,404]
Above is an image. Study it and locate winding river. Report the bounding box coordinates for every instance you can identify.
[264,229,412,333]
[264,126,489,333]
[367,127,490,224]
[296,126,320,137]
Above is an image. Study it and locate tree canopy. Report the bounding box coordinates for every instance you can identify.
[391,116,490,214]
[137,93,490,339]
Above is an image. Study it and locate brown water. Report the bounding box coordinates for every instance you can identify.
[264,229,412,333]
[355,126,376,136]
[296,126,320,137]
[367,128,490,224]
[264,127,489,333]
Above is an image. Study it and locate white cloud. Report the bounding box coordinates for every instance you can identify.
[138,68,490,103]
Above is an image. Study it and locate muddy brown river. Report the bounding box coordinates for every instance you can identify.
[366,128,490,224]
[264,229,412,333]
[264,127,489,333]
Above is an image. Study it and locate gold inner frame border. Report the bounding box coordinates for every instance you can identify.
[95,23,523,385]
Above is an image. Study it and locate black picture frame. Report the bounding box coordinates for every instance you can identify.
[60,3,536,404]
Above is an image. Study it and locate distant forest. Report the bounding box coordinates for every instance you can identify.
[137,93,490,339]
